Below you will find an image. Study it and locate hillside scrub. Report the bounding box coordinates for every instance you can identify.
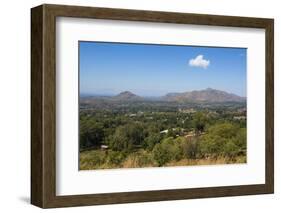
[79,108,247,170]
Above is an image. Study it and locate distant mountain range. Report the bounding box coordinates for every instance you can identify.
[81,88,246,103]
[164,88,245,103]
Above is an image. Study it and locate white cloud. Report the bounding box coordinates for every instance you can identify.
[189,55,210,69]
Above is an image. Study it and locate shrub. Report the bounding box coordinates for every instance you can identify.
[223,140,240,158]
[199,123,246,158]
[109,123,145,152]
[152,137,183,166]
[79,150,106,169]
[152,143,170,166]
[135,151,154,167]
[79,120,104,149]
[193,112,208,134]
[107,151,126,166]
[182,138,199,159]
[144,133,162,151]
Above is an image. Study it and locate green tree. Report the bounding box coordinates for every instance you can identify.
[152,143,171,166]
[109,126,132,151]
[193,112,207,135]
[79,119,104,149]
[144,133,162,151]
[109,123,145,152]
[182,138,199,159]
[152,137,182,166]
[199,122,245,158]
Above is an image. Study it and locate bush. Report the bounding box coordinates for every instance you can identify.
[107,151,126,166]
[108,123,145,152]
[152,137,183,166]
[152,143,170,166]
[79,150,106,169]
[234,128,247,154]
[144,133,162,151]
[223,140,240,158]
[135,151,154,167]
[79,120,104,149]
[182,138,199,159]
[193,112,208,134]
[199,123,246,158]
[108,126,133,151]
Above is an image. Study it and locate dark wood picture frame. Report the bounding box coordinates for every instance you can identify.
[31,4,274,208]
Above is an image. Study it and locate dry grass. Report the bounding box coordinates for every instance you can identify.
[166,156,246,167]
[121,153,156,168]
[80,149,246,170]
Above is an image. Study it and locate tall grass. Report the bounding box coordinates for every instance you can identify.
[79,149,246,170]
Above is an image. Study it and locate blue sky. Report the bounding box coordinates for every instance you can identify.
[79,41,246,97]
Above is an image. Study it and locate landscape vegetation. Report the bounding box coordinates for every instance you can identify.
[79,88,246,170]
[79,41,247,170]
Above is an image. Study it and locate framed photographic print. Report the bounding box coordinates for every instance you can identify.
[31,4,274,208]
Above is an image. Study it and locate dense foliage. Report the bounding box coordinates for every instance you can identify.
[79,101,247,169]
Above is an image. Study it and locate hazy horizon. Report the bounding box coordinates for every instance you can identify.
[79,42,247,97]
[80,87,246,98]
